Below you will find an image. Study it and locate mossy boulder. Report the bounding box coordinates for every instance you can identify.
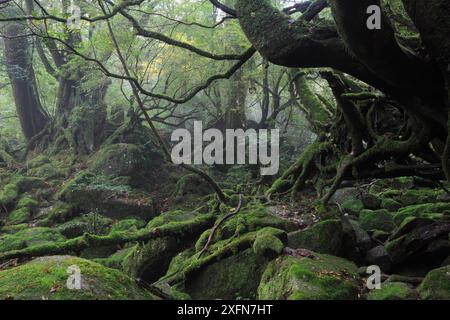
[341,200,364,216]
[386,218,450,264]
[359,209,395,232]
[329,187,362,205]
[393,202,450,226]
[6,195,39,225]
[88,144,160,183]
[184,248,271,300]
[59,172,158,221]
[0,174,46,207]
[0,227,66,253]
[367,282,418,300]
[212,202,297,244]
[123,237,182,283]
[7,207,30,225]
[361,194,381,210]
[0,256,156,300]
[27,156,67,180]
[381,199,402,212]
[110,218,146,233]
[288,219,343,255]
[257,253,360,300]
[0,175,44,207]
[174,173,212,197]
[94,247,134,270]
[57,213,113,238]
[253,227,286,258]
[418,265,450,300]
[35,201,74,226]
[123,211,212,282]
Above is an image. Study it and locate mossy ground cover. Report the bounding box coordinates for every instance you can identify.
[0,256,156,300]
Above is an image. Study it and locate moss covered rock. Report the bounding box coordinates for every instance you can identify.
[257,253,360,300]
[381,198,402,212]
[359,209,395,232]
[6,195,39,225]
[0,175,44,207]
[288,219,343,255]
[110,218,146,233]
[59,172,158,221]
[123,211,212,282]
[386,218,450,264]
[123,237,182,283]
[88,144,159,182]
[341,200,364,216]
[367,282,418,300]
[7,207,30,225]
[185,248,271,300]
[174,173,212,197]
[418,265,450,300]
[0,227,66,253]
[36,201,74,227]
[253,227,286,258]
[27,155,67,180]
[94,247,134,270]
[213,202,297,244]
[393,202,450,226]
[0,256,156,300]
[57,213,113,238]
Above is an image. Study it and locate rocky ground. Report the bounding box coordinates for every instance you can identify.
[0,143,449,300]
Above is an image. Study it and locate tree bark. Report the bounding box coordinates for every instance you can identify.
[1,8,49,141]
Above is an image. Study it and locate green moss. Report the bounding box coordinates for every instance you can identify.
[110,218,146,233]
[418,266,450,300]
[378,188,445,206]
[341,200,364,216]
[17,195,38,210]
[394,202,450,225]
[372,230,391,243]
[166,248,197,275]
[7,207,30,225]
[0,175,45,207]
[88,144,152,179]
[252,227,286,258]
[381,198,402,212]
[174,174,212,197]
[147,210,196,229]
[0,227,66,253]
[58,213,113,238]
[367,282,418,300]
[36,201,74,227]
[257,253,360,300]
[0,256,156,300]
[123,237,181,282]
[0,182,19,206]
[287,219,343,255]
[194,229,211,252]
[0,223,28,234]
[185,248,270,300]
[215,202,297,243]
[27,155,51,168]
[359,209,395,232]
[59,172,157,220]
[6,195,39,225]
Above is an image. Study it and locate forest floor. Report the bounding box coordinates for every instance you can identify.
[0,144,449,300]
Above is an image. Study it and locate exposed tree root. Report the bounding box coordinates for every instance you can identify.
[0,214,215,263]
[157,232,257,287]
[199,194,244,257]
